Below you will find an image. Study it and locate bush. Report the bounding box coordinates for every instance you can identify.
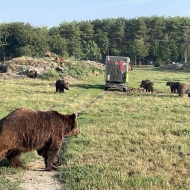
[41,69,60,80]
[154,60,165,67]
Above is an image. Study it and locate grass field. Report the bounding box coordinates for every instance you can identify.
[0,67,190,190]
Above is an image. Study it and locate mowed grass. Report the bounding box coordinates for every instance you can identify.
[0,67,190,189]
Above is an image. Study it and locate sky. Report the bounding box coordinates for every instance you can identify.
[1,0,190,28]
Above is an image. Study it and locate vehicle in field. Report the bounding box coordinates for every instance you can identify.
[105,56,132,91]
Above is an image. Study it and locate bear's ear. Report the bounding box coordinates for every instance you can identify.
[69,112,77,120]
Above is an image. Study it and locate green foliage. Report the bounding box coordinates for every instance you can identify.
[82,40,101,60]
[65,62,92,79]
[0,177,21,190]
[154,59,165,67]
[15,45,33,57]
[41,69,60,80]
[131,39,148,60]
[40,60,103,80]
[58,165,106,190]
[48,27,68,57]
[2,16,190,63]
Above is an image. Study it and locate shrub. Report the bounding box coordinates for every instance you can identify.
[41,69,60,80]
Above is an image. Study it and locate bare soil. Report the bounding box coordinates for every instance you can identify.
[7,155,63,190]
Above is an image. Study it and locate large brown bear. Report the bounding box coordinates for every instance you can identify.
[0,108,79,171]
[166,81,181,93]
[140,79,154,93]
[55,79,69,93]
[178,83,190,97]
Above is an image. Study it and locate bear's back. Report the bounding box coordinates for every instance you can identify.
[0,108,67,134]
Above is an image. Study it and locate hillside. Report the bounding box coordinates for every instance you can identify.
[0,57,105,79]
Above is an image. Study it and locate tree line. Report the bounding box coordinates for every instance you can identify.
[1,16,190,66]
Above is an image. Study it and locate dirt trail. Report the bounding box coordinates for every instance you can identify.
[7,155,63,190]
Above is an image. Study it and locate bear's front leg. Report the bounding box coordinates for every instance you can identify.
[37,147,62,167]
[44,147,61,171]
[45,150,59,171]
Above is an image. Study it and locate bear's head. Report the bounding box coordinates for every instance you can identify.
[28,69,37,78]
[65,112,79,136]
[63,81,69,90]
[140,80,146,88]
[166,82,172,86]
[140,80,151,88]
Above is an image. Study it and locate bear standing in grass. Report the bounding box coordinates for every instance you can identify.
[0,108,79,171]
[178,83,190,97]
[140,79,154,93]
[166,81,181,93]
[55,79,69,93]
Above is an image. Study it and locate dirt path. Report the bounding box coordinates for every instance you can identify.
[7,155,63,190]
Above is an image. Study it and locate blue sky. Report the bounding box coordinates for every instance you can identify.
[1,0,190,28]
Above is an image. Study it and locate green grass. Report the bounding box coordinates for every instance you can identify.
[0,67,190,189]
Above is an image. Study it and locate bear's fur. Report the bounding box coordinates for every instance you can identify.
[55,56,64,65]
[27,69,37,78]
[0,108,79,171]
[178,83,190,97]
[140,79,154,93]
[166,81,181,93]
[55,79,69,93]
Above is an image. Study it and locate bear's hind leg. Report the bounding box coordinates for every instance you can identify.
[6,150,25,169]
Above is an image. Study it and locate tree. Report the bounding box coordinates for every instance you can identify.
[131,39,148,65]
[59,21,82,59]
[79,21,94,42]
[181,28,190,63]
[0,23,10,60]
[48,27,68,57]
[82,40,101,60]
[1,22,50,58]
[93,29,109,56]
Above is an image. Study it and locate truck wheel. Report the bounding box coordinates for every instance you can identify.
[123,88,127,92]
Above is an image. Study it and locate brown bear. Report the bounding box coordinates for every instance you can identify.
[55,56,64,65]
[178,83,190,97]
[0,108,79,171]
[166,81,181,93]
[27,69,37,78]
[140,79,154,93]
[55,79,69,93]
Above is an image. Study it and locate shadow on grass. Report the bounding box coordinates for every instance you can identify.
[110,91,182,98]
[71,83,105,90]
[134,66,190,73]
